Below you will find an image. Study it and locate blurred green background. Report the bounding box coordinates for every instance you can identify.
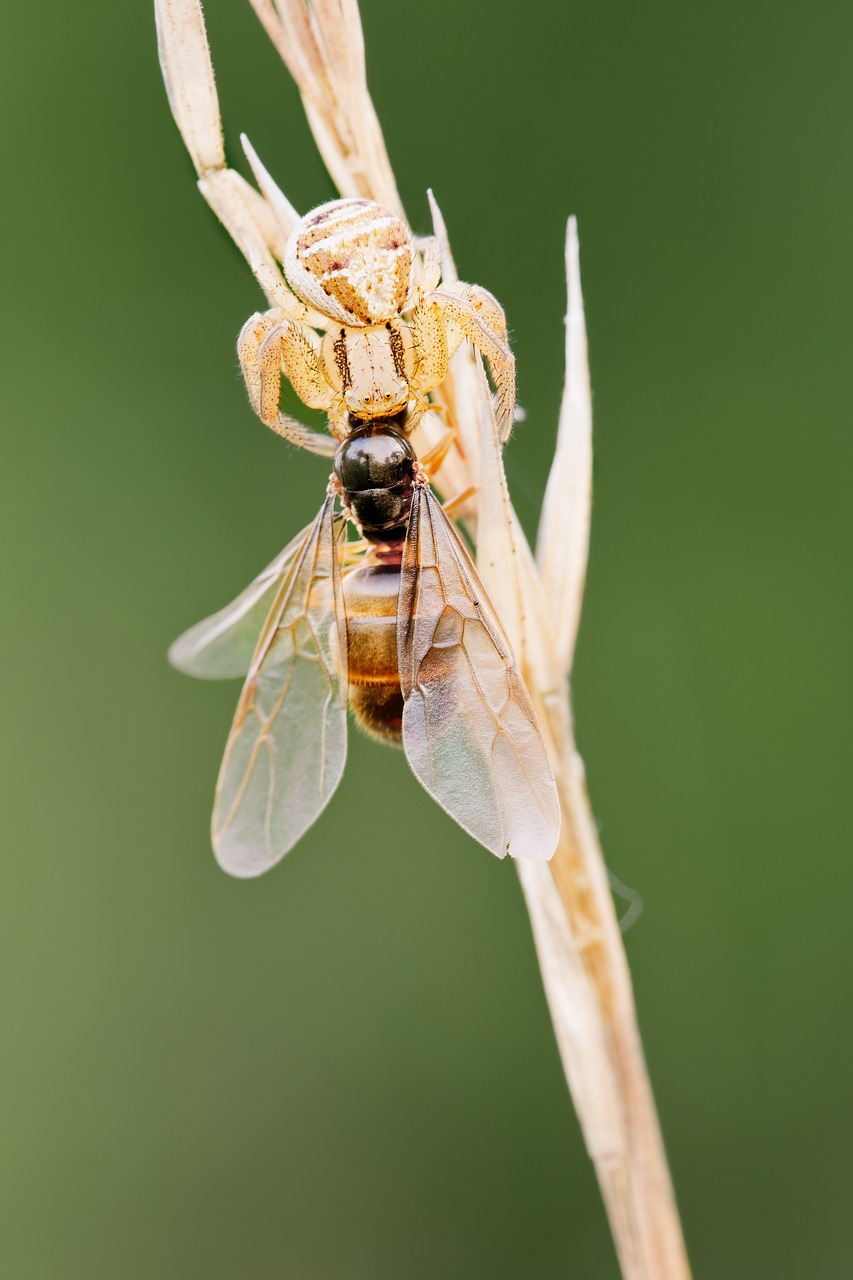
[2,0,850,1275]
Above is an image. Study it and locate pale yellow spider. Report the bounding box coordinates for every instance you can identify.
[237,198,515,453]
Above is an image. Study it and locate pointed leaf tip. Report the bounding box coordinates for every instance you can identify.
[535,215,593,677]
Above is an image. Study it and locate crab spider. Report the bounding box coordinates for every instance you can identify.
[237,198,516,450]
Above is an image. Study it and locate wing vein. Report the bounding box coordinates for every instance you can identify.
[211,495,349,877]
[399,485,560,861]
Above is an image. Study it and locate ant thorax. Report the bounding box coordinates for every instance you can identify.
[333,422,415,543]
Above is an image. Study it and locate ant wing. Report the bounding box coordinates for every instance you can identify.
[168,527,310,680]
[213,496,349,877]
[398,485,560,861]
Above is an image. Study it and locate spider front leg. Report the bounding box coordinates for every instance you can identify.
[237,312,337,456]
[423,284,516,443]
[408,299,451,428]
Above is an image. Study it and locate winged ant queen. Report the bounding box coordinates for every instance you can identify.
[170,198,560,875]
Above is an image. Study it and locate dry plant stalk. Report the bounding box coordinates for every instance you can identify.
[154,1,692,1274]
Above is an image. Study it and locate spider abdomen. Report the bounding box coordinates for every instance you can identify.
[285,198,412,327]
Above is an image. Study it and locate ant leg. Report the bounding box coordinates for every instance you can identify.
[442,486,478,518]
[418,428,457,478]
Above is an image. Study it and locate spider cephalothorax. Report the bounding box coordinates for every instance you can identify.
[238,198,515,449]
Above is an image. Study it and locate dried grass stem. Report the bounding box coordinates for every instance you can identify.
[154,2,692,1273]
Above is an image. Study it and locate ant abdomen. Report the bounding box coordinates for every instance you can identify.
[342,557,404,744]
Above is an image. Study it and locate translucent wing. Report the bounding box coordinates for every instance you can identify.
[168,527,309,679]
[213,496,348,876]
[398,485,560,861]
